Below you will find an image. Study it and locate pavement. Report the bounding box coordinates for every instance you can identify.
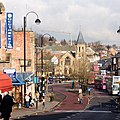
[11,94,59,119]
[11,86,94,119]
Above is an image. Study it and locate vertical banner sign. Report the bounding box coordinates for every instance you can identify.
[6,12,13,49]
[0,20,1,48]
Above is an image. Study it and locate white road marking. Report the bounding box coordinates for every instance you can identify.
[54,110,112,113]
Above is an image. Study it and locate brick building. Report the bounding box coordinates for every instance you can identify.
[0,2,35,73]
[0,2,36,102]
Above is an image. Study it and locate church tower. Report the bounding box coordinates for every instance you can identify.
[76,31,86,60]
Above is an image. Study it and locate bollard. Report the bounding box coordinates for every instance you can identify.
[43,98,45,107]
[36,99,38,109]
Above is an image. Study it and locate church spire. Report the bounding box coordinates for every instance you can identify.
[76,31,86,45]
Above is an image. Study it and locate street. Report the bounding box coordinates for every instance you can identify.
[86,89,118,111]
[14,111,120,120]
[12,83,120,120]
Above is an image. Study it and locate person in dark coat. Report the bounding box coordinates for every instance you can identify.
[1,92,14,120]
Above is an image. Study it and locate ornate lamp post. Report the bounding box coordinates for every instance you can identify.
[23,11,41,106]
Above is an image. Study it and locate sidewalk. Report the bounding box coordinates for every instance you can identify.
[11,88,93,119]
[11,95,59,119]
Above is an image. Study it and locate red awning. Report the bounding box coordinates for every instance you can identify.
[0,72,13,93]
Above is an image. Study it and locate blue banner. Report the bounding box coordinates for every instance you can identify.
[34,77,39,83]
[6,12,13,49]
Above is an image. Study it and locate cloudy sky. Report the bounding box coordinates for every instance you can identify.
[1,0,120,45]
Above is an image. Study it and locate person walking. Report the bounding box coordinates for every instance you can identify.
[1,91,14,120]
[25,94,30,108]
[78,88,83,104]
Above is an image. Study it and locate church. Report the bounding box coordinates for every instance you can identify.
[53,31,94,78]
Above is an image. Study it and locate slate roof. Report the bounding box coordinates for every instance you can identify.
[76,31,86,44]
[47,45,75,52]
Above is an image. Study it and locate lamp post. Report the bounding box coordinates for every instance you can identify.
[78,56,81,88]
[40,33,52,106]
[23,11,41,72]
[23,11,41,106]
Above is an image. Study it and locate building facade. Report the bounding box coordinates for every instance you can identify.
[0,2,36,102]
[54,31,90,78]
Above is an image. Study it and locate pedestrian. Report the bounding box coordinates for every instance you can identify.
[72,80,74,89]
[29,92,34,107]
[78,88,83,104]
[88,87,91,95]
[25,94,30,108]
[1,91,14,120]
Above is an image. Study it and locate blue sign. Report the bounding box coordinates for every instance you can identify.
[34,77,39,83]
[3,68,16,78]
[6,12,13,49]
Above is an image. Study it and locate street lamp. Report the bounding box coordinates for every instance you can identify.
[40,33,52,106]
[117,26,120,34]
[23,11,41,72]
[23,11,41,105]
[78,56,81,87]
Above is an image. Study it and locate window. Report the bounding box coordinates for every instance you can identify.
[27,59,32,66]
[69,68,72,74]
[73,61,74,65]
[79,47,80,52]
[6,53,11,62]
[82,47,84,51]
[118,58,120,68]
[64,68,67,74]
[61,61,63,65]
[65,56,71,65]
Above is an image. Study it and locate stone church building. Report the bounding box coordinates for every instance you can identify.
[54,31,91,77]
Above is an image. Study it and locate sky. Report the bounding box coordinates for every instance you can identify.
[1,0,120,45]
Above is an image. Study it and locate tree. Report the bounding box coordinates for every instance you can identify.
[71,55,91,93]
[92,41,104,52]
[106,45,111,57]
[60,39,68,45]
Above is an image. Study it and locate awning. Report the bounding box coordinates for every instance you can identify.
[7,73,25,86]
[11,77,25,86]
[0,72,13,93]
[17,72,34,82]
[7,72,34,86]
